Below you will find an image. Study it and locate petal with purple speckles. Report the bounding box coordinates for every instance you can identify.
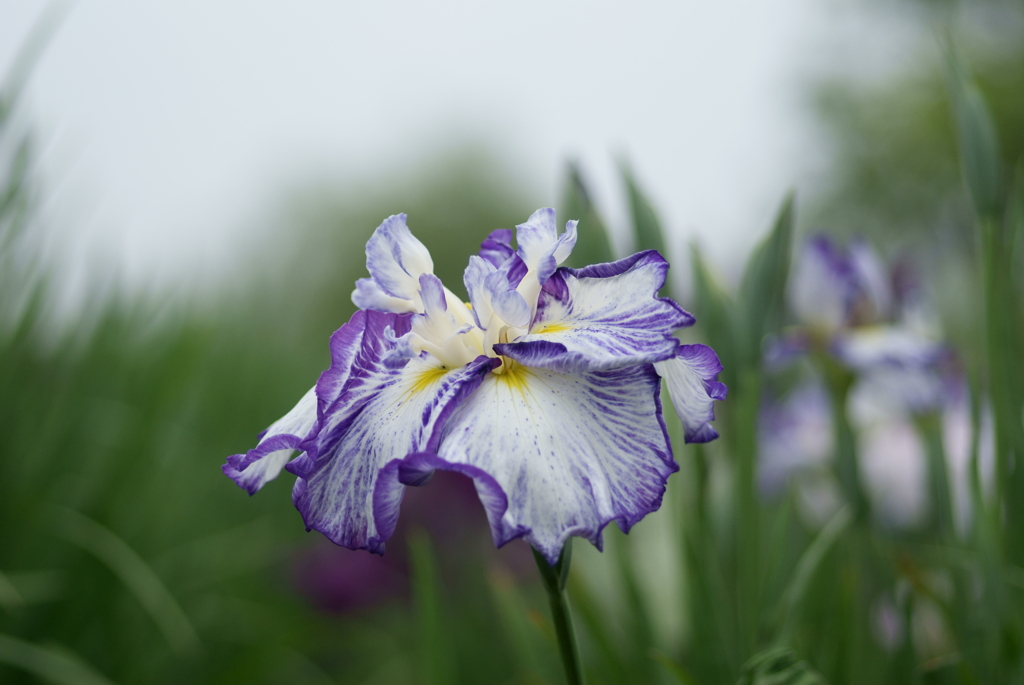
[432,362,677,564]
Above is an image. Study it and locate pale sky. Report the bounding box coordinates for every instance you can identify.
[0,0,918,298]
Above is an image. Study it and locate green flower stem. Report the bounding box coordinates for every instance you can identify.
[533,541,586,685]
[817,353,869,523]
[916,412,955,541]
[979,214,1024,561]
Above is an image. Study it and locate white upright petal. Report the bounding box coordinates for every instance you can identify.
[352,278,419,314]
[513,208,578,309]
[364,214,435,304]
[848,239,892,321]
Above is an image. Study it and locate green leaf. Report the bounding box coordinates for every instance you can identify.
[689,243,737,385]
[611,530,657,682]
[619,160,667,258]
[0,634,117,685]
[561,161,615,267]
[775,506,853,645]
[408,528,456,685]
[1008,157,1024,294]
[736,647,829,685]
[943,42,1003,220]
[51,507,201,657]
[737,192,795,366]
[651,649,697,685]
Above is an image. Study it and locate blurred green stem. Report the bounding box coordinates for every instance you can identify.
[734,366,762,657]
[533,541,586,685]
[916,412,955,541]
[818,355,869,523]
[978,214,1024,561]
[409,529,453,685]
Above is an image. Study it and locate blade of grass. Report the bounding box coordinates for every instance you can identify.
[775,505,853,646]
[650,649,697,685]
[610,531,657,683]
[619,160,667,260]
[408,528,455,685]
[0,569,24,613]
[0,634,117,685]
[566,571,628,684]
[50,507,201,657]
[561,161,615,267]
[487,564,553,684]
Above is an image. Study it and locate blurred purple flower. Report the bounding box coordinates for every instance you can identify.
[225,209,726,564]
[760,235,981,529]
[784,235,950,413]
[758,380,834,497]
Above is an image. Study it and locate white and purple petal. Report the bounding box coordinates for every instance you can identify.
[495,251,693,372]
[352,277,418,314]
[464,255,497,330]
[479,229,515,268]
[655,344,728,443]
[222,386,319,494]
[848,238,892,322]
[788,235,855,333]
[758,381,834,496]
[290,322,498,553]
[515,208,578,289]
[430,362,678,564]
[831,326,944,371]
[362,213,435,304]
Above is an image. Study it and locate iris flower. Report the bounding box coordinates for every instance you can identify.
[786,235,946,382]
[761,235,970,528]
[224,209,725,563]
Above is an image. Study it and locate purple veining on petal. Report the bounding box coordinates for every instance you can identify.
[497,250,692,372]
[479,229,514,268]
[655,344,727,443]
[309,310,413,442]
[464,256,496,329]
[223,434,303,495]
[418,274,448,312]
[291,352,497,554]
[503,253,528,290]
[223,385,319,494]
[434,362,677,565]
